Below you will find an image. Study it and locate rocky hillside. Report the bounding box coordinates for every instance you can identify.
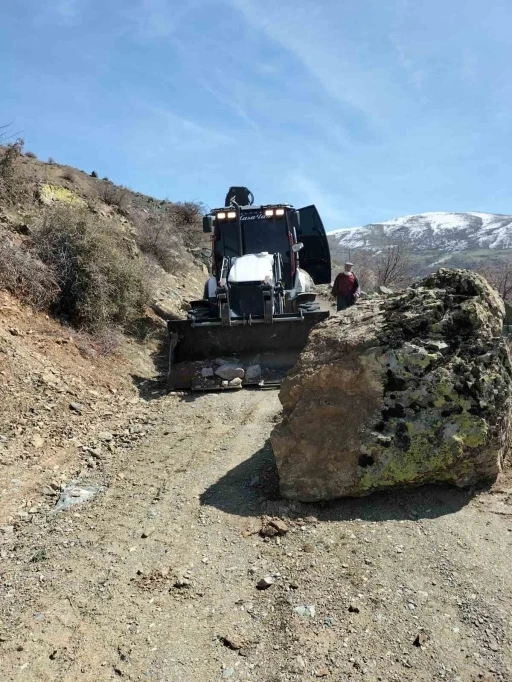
[328,212,512,274]
[0,144,209,323]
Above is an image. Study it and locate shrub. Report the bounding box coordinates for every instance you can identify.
[0,229,58,309]
[32,206,150,332]
[0,138,27,205]
[98,182,129,211]
[25,150,37,159]
[90,170,98,178]
[61,168,76,182]
[135,212,184,272]
[133,201,204,272]
[47,157,56,165]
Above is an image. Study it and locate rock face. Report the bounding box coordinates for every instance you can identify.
[271,270,512,501]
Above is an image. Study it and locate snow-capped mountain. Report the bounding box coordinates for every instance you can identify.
[328,212,512,252]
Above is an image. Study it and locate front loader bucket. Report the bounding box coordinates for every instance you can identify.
[167,312,328,390]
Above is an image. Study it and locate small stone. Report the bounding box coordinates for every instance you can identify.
[303,543,315,553]
[215,365,245,381]
[245,364,262,381]
[173,578,191,589]
[289,581,299,589]
[413,632,427,647]
[201,367,214,377]
[260,517,289,537]
[291,656,306,672]
[221,668,235,679]
[214,357,240,366]
[32,435,45,449]
[293,604,315,617]
[69,402,83,413]
[98,431,113,442]
[141,529,154,539]
[221,634,245,651]
[487,637,499,652]
[228,377,243,388]
[315,669,329,678]
[256,576,274,590]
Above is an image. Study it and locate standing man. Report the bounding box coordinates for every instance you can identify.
[332,262,360,311]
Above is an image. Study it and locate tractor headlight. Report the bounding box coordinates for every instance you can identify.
[227,211,237,219]
[275,208,285,216]
[217,212,226,220]
[264,209,274,217]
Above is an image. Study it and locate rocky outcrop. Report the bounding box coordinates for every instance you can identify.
[271,269,512,501]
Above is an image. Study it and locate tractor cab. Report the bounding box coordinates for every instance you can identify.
[204,203,331,289]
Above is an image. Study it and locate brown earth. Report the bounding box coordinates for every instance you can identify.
[1,294,512,682]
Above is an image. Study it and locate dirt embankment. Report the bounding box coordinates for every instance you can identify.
[1,291,512,682]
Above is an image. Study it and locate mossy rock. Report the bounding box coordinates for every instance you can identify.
[272,269,512,501]
[39,184,85,206]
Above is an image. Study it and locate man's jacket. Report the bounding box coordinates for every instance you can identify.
[332,272,360,299]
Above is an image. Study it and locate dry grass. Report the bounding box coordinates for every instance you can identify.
[25,151,37,159]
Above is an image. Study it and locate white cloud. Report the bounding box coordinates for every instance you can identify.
[124,100,235,158]
[227,0,395,120]
[125,0,208,39]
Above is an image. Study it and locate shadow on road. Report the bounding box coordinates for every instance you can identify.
[130,321,170,401]
[200,439,483,522]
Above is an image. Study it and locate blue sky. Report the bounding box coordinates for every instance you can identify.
[2,0,512,229]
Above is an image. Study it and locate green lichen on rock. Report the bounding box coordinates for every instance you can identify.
[272,269,512,501]
[39,184,85,206]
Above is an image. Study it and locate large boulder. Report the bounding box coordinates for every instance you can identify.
[271,269,512,501]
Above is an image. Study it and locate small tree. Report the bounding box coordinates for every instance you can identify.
[0,138,25,204]
[351,238,412,292]
[477,260,512,302]
[374,239,412,289]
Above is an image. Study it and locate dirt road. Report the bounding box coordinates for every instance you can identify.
[1,388,512,682]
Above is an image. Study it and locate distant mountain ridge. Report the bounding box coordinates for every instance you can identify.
[328,212,512,252]
[327,212,512,274]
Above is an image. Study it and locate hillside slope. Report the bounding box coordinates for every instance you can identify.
[0,146,209,321]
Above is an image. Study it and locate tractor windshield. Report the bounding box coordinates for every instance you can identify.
[242,218,289,257]
[242,216,291,286]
